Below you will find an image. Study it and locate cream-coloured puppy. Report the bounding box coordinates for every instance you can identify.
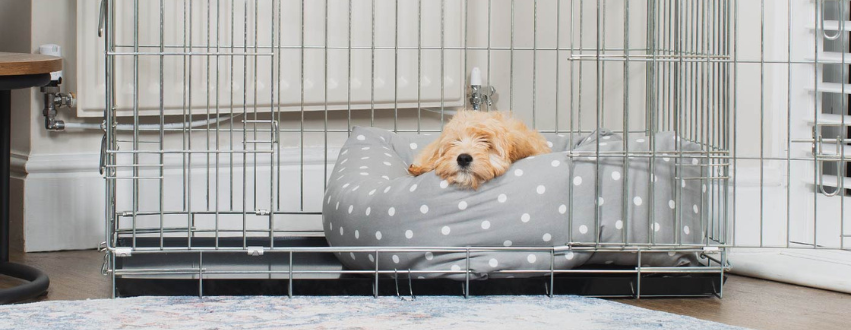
[408,110,551,189]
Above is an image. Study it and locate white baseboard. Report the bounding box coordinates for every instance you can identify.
[730,248,851,294]
[20,146,340,252]
[10,151,27,177]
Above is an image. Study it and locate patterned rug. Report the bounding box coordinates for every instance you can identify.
[0,295,745,330]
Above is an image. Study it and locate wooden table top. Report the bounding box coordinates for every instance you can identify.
[0,52,62,76]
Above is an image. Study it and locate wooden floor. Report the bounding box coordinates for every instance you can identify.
[2,250,850,329]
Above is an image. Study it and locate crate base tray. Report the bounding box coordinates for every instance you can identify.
[116,273,725,298]
[113,237,725,298]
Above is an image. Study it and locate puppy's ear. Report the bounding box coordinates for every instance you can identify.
[487,125,512,161]
[506,117,551,161]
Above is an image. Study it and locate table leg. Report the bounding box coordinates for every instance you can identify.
[0,90,6,264]
[0,89,50,304]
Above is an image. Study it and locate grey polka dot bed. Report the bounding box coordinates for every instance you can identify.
[323,126,706,279]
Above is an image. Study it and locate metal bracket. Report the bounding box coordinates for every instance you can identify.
[702,246,720,253]
[553,245,572,252]
[113,247,133,258]
[247,246,265,256]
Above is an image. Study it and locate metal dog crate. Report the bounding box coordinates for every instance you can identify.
[96,0,850,298]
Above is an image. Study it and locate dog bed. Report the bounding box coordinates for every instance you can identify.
[323,126,706,279]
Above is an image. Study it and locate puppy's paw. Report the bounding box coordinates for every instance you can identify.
[408,164,430,176]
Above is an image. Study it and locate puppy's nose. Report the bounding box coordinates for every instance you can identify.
[457,154,473,167]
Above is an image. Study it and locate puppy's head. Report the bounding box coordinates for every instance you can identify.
[432,111,514,189]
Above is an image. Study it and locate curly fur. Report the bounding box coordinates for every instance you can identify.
[408,110,551,189]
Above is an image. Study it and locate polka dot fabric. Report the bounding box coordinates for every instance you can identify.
[323,127,702,280]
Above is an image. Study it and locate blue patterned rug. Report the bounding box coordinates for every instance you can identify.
[0,295,744,330]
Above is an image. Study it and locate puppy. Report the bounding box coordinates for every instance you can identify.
[408,110,551,189]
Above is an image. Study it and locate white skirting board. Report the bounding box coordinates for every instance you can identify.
[18,152,109,252]
[729,248,851,294]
